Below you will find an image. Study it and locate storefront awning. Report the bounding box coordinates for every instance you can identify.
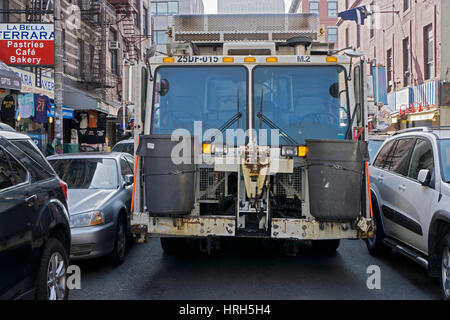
[63,87,118,117]
[0,60,21,91]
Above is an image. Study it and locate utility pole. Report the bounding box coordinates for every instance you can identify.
[54,0,64,151]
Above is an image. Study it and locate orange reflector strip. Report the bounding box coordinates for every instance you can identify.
[366,161,373,218]
[163,57,175,63]
[266,57,278,63]
[222,57,234,63]
[244,57,256,63]
[326,56,338,63]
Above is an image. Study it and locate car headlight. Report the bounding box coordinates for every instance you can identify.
[70,211,104,228]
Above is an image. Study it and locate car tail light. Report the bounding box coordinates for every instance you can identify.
[60,180,68,201]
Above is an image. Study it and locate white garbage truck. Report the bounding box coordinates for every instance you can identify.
[129,13,374,254]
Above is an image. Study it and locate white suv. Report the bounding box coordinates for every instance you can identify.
[367,127,450,299]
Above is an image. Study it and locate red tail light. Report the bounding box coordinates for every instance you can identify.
[60,180,68,201]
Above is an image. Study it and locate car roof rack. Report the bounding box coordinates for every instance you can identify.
[392,127,432,135]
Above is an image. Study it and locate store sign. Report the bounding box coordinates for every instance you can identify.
[26,132,45,148]
[0,23,54,66]
[10,67,54,98]
[47,106,74,119]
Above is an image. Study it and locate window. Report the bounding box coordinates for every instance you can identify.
[328,27,337,43]
[77,39,84,79]
[0,147,28,190]
[408,139,434,180]
[143,7,149,36]
[134,0,141,29]
[110,29,118,75]
[89,44,95,74]
[328,1,337,17]
[385,138,414,175]
[345,0,349,9]
[387,49,393,92]
[10,140,54,176]
[156,2,168,15]
[168,1,179,15]
[403,0,409,12]
[424,24,434,80]
[309,1,319,15]
[403,37,410,87]
[150,2,156,15]
[120,157,133,178]
[345,28,349,48]
[438,140,450,182]
[154,30,168,45]
[373,140,395,168]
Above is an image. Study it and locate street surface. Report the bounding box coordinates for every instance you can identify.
[70,238,442,300]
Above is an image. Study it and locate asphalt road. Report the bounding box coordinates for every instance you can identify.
[69,237,442,300]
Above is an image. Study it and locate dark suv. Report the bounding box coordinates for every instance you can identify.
[0,130,71,300]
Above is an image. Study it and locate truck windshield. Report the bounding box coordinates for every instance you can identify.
[152,66,247,141]
[253,66,349,145]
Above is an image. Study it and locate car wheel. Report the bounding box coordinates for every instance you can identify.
[364,196,391,256]
[160,237,186,254]
[36,238,69,300]
[311,239,340,253]
[440,234,450,300]
[109,216,127,265]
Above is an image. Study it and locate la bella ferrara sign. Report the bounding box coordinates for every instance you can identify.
[0,23,54,66]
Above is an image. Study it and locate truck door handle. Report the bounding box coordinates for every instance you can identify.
[398,184,406,192]
[25,195,37,206]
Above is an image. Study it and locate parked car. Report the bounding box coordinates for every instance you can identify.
[0,130,70,300]
[47,152,135,265]
[367,127,450,299]
[368,134,390,164]
[111,139,134,155]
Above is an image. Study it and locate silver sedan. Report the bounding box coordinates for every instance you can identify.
[47,152,135,265]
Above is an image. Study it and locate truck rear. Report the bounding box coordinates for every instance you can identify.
[130,13,374,253]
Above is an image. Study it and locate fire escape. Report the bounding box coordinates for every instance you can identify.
[109,0,140,64]
[80,0,117,89]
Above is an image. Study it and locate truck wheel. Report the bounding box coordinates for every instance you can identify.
[36,238,69,300]
[440,234,450,300]
[160,237,186,254]
[364,197,391,256]
[109,216,127,265]
[312,239,340,253]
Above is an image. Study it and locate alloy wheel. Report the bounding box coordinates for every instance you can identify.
[47,252,66,300]
[442,245,450,299]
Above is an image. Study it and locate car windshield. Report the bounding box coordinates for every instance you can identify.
[438,140,450,182]
[49,158,118,189]
[152,66,247,143]
[111,142,134,155]
[368,140,384,163]
[253,66,349,145]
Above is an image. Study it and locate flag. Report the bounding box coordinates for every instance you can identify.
[338,5,372,25]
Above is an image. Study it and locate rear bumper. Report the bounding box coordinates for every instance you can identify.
[70,222,115,260]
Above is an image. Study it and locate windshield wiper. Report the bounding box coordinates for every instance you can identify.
[205,88,242,142]
[257,89,299,145]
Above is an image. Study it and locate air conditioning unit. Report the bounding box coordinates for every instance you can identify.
[109,41,120,50]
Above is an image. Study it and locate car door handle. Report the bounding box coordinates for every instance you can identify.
[25,195,37,206]
[378,174,384,183]
[398,184,406,192]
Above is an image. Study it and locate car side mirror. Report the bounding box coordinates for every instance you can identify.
[417,169,431,186]
[123,174,134,187]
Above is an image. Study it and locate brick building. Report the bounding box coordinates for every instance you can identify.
[338,0,450,130]
[289,0,339,46]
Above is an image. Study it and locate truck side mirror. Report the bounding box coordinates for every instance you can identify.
[159,79,170,96]
[417,169,431,186]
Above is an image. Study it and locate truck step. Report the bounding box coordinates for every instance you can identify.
[383,238,428,269]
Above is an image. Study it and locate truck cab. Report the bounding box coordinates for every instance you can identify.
[130,13,374,253]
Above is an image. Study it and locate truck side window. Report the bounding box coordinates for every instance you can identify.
[385,138,414,175]
[373,140,395,169]
[407,139,434,180]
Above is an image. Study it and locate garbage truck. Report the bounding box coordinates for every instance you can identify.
[129,13,374,254]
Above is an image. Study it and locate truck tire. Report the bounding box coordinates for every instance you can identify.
[312,239,340,253]
[109,216,127,265]
[440,234,450,300]
[364,196,391,256]
[160,237,186,254]
[36,238,69,300]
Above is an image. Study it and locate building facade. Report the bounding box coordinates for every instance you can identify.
[0,0,152,152]
[217,0,285,13]
[151,0,204,54]
[338,0,450,130]
[289,0,339,46]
